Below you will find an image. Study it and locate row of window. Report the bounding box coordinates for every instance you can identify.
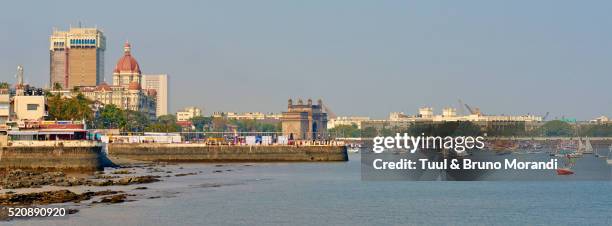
[70,39,96,45]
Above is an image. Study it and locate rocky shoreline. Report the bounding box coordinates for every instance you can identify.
[0,160,210,222]
[0,170,161,189]
[0,160,250,222]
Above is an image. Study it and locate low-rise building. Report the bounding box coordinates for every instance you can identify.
[590,116,610,124]
[12,95,46,121]
[362,107,543,134]
[177,106,202,121]
[327,116,370,129]
[213,112,282,121]
[0,88,10,124]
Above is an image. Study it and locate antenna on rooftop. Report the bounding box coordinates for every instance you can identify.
[16,65,24,86]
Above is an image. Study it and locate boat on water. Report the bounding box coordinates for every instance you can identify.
[346,143,361,153]
[557,154,576,175]
[532,142,544,150]
[608,145,612,165]
[583,137,593,154]
[554,139,584,158]
[491,140,519,151]
[556,168,574,175]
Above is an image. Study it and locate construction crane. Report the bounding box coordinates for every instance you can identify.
[458,99,481,115]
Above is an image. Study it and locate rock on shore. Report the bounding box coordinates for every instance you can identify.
[0,170,162,189]
[0,190,122,206]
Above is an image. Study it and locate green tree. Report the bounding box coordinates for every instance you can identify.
[329,124,361,138]
[228,119,281,133]
[46,93,93,121]
[579,124,612,137]
[211,117,229,132]
[537,120,574,137]
[190,116,212,131]
[361,127,379,138]
[124,110,150,132]
[97,104,126,129]
[146,114,180,132]
[52,82,63,91]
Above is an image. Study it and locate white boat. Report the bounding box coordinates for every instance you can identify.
[577,138,585,154]
[347,143,361,153]
[583,137,593,154]
[608,145,612,165]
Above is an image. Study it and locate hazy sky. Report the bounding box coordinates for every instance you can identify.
[1,0,611,119]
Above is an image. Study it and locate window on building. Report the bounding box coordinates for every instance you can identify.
[27,104,39,111]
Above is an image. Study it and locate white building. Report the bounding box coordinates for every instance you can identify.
[142,74,169,117]
[389,107,542,123]
[212,112,282,120]
[327,116,370,129]
[177,106,202,121]
[590,116,610,124]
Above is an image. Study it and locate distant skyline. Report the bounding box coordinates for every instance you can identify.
[1,0,611,120]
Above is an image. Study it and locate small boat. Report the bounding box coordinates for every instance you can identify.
[346,143,361,153]
[583,137,593,154]
[607,145,612,165]
[557,154,576,175]
[556,168,574,175]
[555,140,578,157]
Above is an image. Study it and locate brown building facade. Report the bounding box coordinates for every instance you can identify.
[50,27,106,89]
[281,98,328,140]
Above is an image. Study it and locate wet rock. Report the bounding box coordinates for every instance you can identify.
[0,170,89,189]
[112,170,132,175]
[0,190,120,206]
[92,180,114,186]
[115,176,161,185]
[174,172,197,177]
[99,194,127,204]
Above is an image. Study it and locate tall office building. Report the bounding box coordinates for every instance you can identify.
[142,74,169,117]
[50,26,106,89]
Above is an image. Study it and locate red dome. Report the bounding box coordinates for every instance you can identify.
[113,42,141,74]
[128,81,141,90]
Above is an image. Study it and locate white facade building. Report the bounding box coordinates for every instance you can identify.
[142,74,168,117]
[177,106,202,121]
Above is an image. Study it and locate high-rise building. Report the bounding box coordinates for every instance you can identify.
[142,74,169,117]
[49,26,106,89]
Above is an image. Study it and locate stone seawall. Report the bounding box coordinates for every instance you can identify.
[107,144,348,162]
[0,144,110,171]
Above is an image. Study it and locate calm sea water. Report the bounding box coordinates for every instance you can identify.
[11,154,612,226]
